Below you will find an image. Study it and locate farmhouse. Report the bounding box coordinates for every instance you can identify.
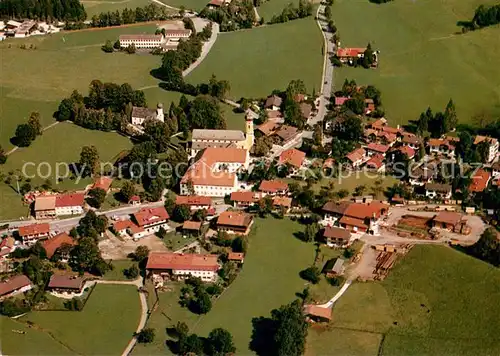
[272,125,300,146]
[428,138,455,157]
[432,211,467,232]
[321,201,352,226]
[300,103,313,119]
[42,233,75,260]
[425,183,452,200]
[264,95,282,111]
[258,180,288,196]
[469,168,491,193]
[323,258,345,277]
[91,176,114,193]
[0,275,33,301]
[180,147,250,197]
[278,148,306,173]
[132,207,169,236]
[217,210,253,235]
[112,219,136,237]
[131,103,164,126]
[47,275,86,296]
[230,191,259,209]
[34,195,57,219]
[18,223,50,245]
[402,134,422,150]
[129,225,147,240]
[190,118,254,156]
[339,202,389,234]
[119,34,166,49]
[55,193,85,216]
[146,252,219,284]
[323,226,351,247]
[175,195,213,213]
[366,143,390,157]
[346,148,367,169]
[207,0,233,9]
[303,304,332,322]
[365,154,385,173]
[272,196,292,212]
[336,47,366,63]
[181,221,203,237]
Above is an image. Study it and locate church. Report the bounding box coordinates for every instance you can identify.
[189,116,254,157]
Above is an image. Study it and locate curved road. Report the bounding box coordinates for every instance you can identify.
[183,22,219,77]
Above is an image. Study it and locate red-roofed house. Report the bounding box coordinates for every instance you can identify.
[336,47,366,63]
[18,223,50,245]
[0,275,33,301]
[217,211,254,235]
[258,180,289,196]
[230,191,259,209]
[112,219,136,237]
[346,148,367,169]
[365,154,385,173]
[175,196,213,212]
[428,139,455,157]
[339,202,389,234]
[55,192,85,216]
[469,168,491,193]
[366,143,390,157]
[146,252,220,284]
[42,233,75,260]
[323,226,351,247]
[132,207,169,236]
[91,176,113,193]
[279,149,306,174]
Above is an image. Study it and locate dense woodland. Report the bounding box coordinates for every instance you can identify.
[459,4,500,31]
[200,0,257,32]
[268,0,313,24]
[0,0,86,21]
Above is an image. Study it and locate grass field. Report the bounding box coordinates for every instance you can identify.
[0,24,160,150]
[156,0,207,11]
[187,17,323,100]
[257,0,302,20]
[135,217,315,354]
[1,284,141,355]
[332,0,500,125]
[307,245,500,355]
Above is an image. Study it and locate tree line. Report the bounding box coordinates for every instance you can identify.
[268,0,314,24]
[458,4,500,32]
[12,111,43,148]
[414,99,457,138]
[64,4,172,30]
[0,0,86,22]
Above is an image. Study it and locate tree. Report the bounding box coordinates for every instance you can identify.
[206,328,236,356]
[101,40,114,53]
[79,146,100,176]
[135,328,155,343]
[476,140,490,163]
[0,145,7,164]
[455,131,474,162]
[119,181,136,202]
[124,264,139,279]
[443,99,457,132]
[69,236,110,275]
[113,39,121,50]
[468,228,499,266]
[125,43,136,54]
[132,245,150,262]
[0,298,30,317]
[303,223,319,242]
[172,204,191,222]
[190,288,212,314]
[232,236,247,253]
[187,95,226,129]
[299,266,321,284]
[28,112,43,135]
[87,188,107,208]
[174,321,189,339]
[179,334,204,355]
[14,123,37,147]
[354,185,366,196]
[77,210,108,239]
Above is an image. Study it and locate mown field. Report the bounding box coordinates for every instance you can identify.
[156,0,207,11]
[332,0,500,125]
[81,0,152,17]
[133,217,316,354]
[307,245,500,355]
[1,284,141,355]
[187,16,323,100]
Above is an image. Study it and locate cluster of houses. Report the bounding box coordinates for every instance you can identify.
[0,20,61,40]
[118,28,192,52]
[335,46,379,68]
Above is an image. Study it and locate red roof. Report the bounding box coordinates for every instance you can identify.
[304,304,332,320]
[334,97,349,106]
[344,202,389,220]
[175,195,212,206]
[228,252,245,261]
[397,146,416,158]
[259,180,288,193]
[113,219,135,232]
[469,168,491,193]
[129,225,145,234]
[336,47,365,58]
[48,275,84,290]
[55,192,85,208]
[365,154,385,170]
[346,148,366,163]
[218,211,253,228]
[323,226,351,241]
[279,149,306,168]
[42,233,75,258]
[133,207,169,227]
[230,191,257,203]
[366,143,390,154]
[91,177,113,192]
[339,215,368,229]
[146,252,219,271]
[0,275,32,297]
[18,223,50,237]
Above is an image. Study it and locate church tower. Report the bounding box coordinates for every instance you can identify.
[244,114,254,151]
[156,103,164,123]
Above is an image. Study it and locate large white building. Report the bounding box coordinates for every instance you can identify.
[131,103,164,126]
[34,193,85,219]
[146,252,220,285]
[190,117,254,157]
[180,147,250,197]
[119,34,166,49]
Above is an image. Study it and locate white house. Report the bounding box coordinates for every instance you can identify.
[180,147,249,197]
[55,193,85,216]
[146,252,220,285]
[132,207,170,236]
[131,103,164,126]
[18,223,50,246]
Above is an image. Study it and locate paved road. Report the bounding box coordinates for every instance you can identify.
[320,279,353,308]
[308,3,335,127]
[183,22,219,77]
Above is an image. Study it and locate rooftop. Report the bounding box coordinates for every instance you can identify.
[48,275,85,290]
[433,211,463,226]
[322,201,352,215]
[303,304,332,320]
[346,148,366,163]
[469,168,491,193]
[230,191,257,203]
[182,220,202,231]
[259,180,288,193]
[42,233,76,258]
[0,275,32,297]
[133,207,169,227]
[35,195,56,211]
[264,95,283,109]
[324,226,351,241]
[175,195,212,206]
[279,148,306,168]
[192,129,245,141]
[55,192,85,208]
[146,252,219,271]
[18,223,50,237]
[217,210,253,228]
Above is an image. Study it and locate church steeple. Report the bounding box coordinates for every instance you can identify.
[244,113,254,150]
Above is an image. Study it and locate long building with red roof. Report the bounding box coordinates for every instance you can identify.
[146,252,220,283]
[18,223,50,245]
[132,207,169,235]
